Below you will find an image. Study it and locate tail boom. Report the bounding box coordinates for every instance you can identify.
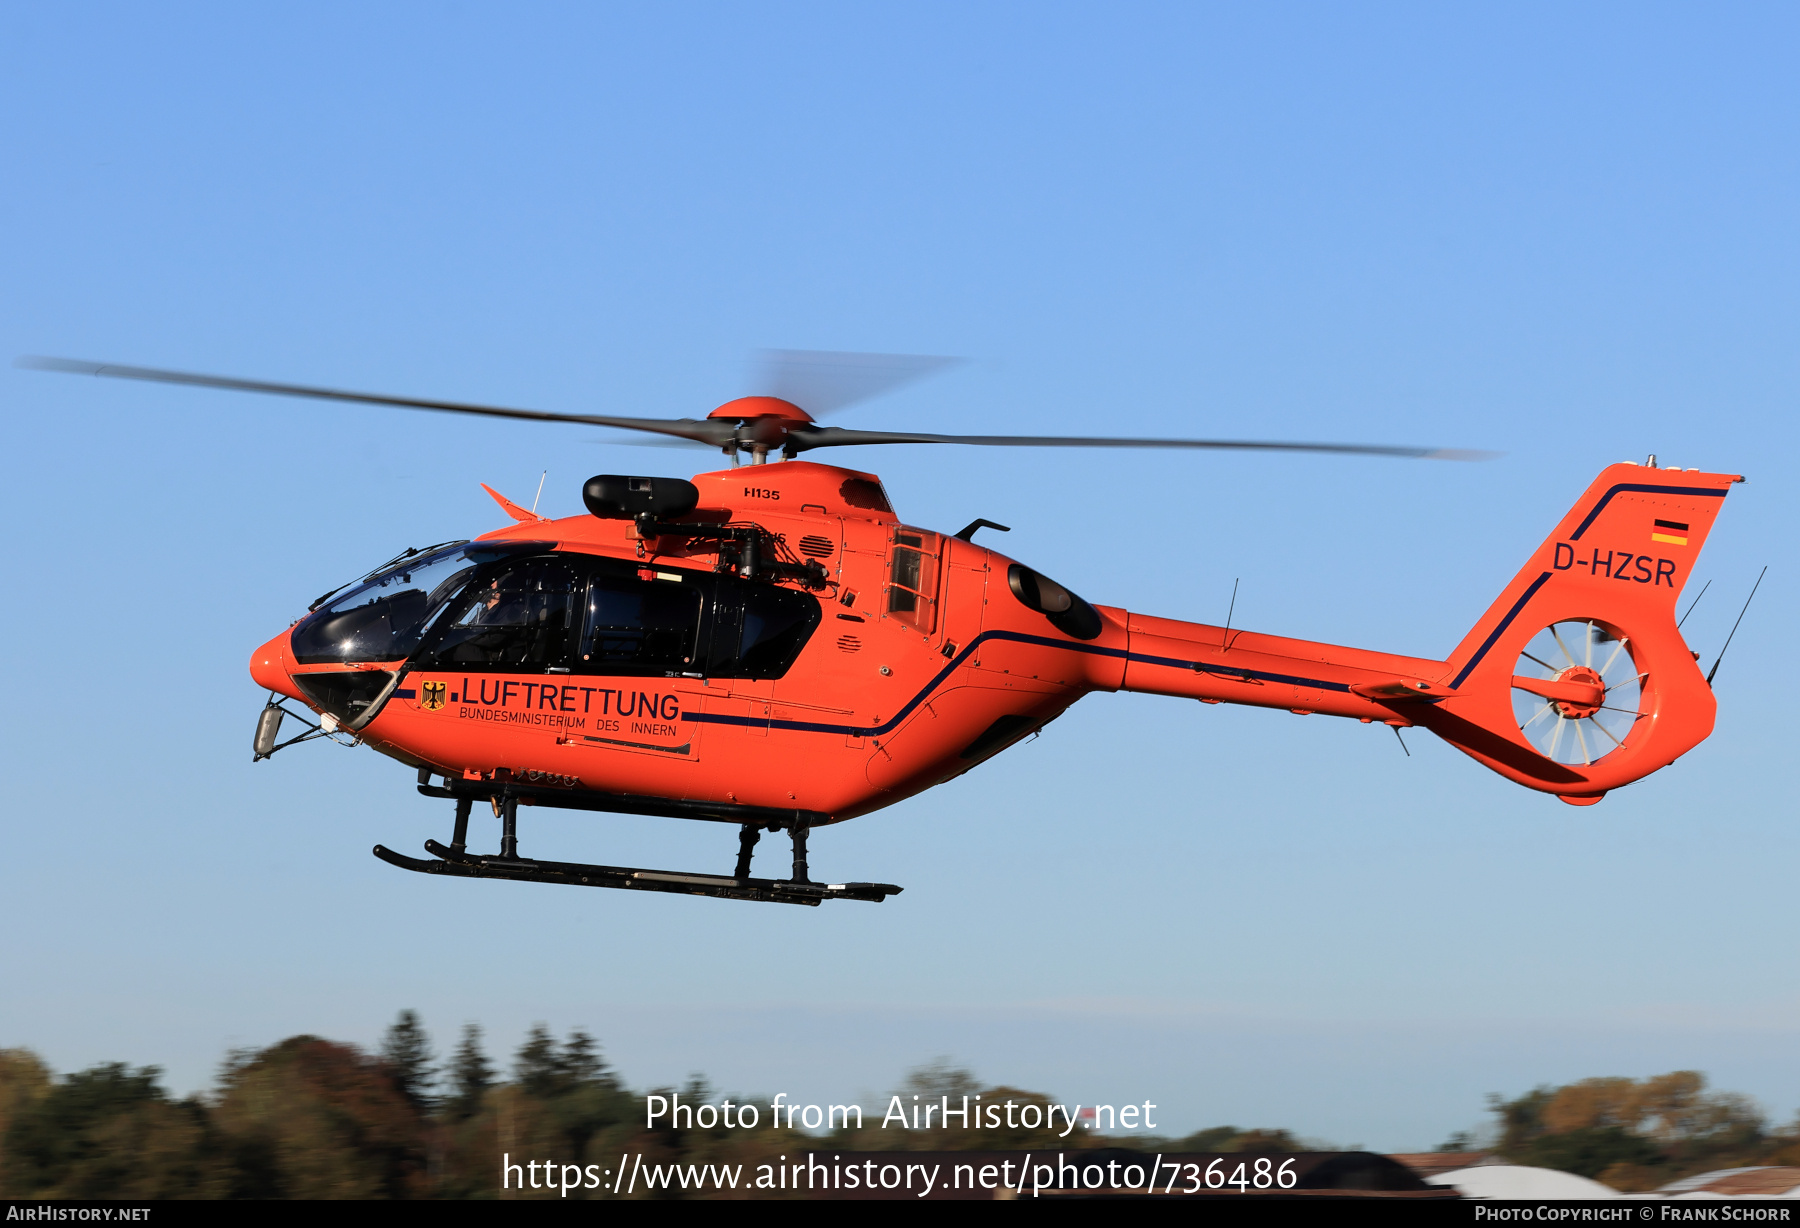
[1120,615,1453,724]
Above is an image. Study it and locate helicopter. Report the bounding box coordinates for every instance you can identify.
[24,355,1743,906]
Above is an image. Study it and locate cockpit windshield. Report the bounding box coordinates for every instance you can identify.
[290,542,546,665]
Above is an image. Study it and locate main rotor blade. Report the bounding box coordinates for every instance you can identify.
[752,349,962,416]
[18,356,739,448]
[21,356,1497,461]
[788,424,1495,461]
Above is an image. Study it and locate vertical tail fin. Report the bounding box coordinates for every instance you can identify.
[1420,462,1743,802]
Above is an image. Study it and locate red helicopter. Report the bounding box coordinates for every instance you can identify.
[26,356,1744,906]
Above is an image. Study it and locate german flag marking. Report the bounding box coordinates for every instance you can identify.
[1652,519,1688,546]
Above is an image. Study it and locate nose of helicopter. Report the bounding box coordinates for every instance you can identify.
[249,630,301,699]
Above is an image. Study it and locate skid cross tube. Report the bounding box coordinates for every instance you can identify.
[450,797,471,855]
[499,797,519,859]
[735,825,761,879]
[414,767,828,830]
[791,824,811,883]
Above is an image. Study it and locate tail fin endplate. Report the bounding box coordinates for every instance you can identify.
[1421,462,1743,801]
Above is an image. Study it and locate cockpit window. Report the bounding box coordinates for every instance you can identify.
[290,544,481,665]
[416,558,584,668]
[412,558,586,669]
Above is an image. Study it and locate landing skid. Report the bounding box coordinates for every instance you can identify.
[373,842,900,905]
[372,798,900,905]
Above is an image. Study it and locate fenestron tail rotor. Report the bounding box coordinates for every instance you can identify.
[1510,620,1646,766]
[18,353,1497,465]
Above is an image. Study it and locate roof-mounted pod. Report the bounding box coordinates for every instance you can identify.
[583,475,700,520]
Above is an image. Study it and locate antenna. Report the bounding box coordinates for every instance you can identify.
[1706,566,1766,687]
[530,470,547,515]
[1222,578,1240,651]
[1676,578,1711,630]
[1393,725,1410,757]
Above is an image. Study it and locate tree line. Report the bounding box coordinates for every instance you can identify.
[0,1014,1794,1197]
[1461,1072,1800,1191]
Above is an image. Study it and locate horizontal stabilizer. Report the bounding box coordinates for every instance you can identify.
[1348,677,1458,701]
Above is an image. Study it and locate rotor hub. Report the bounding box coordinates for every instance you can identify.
[1551,666,1605,719]
[707,396,814,424]
[704,397,816,461]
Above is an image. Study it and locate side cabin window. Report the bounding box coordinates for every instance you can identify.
[407,553,819,679]
[419,558,583,668]
[703,574,821,679]
[886,527,940,634]
[579,566,704,674]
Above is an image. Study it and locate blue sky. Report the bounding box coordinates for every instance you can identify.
[1,4,1795,1150]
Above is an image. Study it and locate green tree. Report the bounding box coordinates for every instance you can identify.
[213,1036,426,1198]
[447,1024,495,1120]
[561,1029,608,1087]
[512,1025,622,1100]
[828,1061,1084,1152]
[514,1024,562,1097]
[1523,1127,1661,1179]
[380,1010,436,1109]
[1489,1086,1553,1154]
[1179,1126,1245,1151]
[509,1026,633,1163]
[1,1063,226,1198]
[0,1048,52,1192]
[1486,1072,1772,1188]
[901,1057,980,1103]
[1173,1126,1303,1153]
